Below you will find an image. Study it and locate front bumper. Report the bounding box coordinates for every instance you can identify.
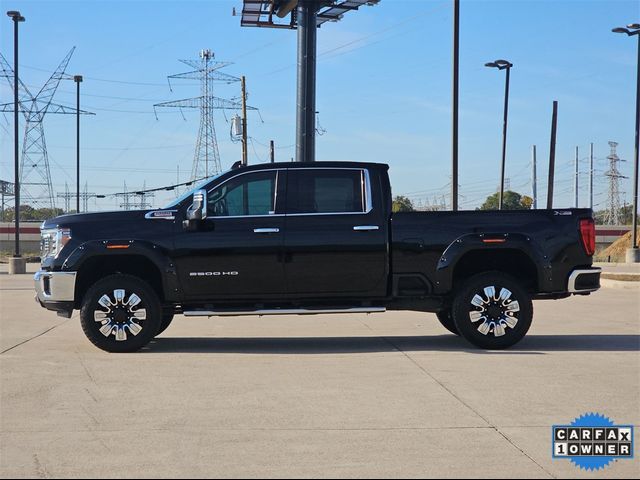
[34,270,77,316]
[568,267,601,293]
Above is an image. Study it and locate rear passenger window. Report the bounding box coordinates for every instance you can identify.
[286,169,365,214]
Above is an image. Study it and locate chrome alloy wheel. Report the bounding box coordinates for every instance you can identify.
[469,285,520,337]
[93,289,146,341]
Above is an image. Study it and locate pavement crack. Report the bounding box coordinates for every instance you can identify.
[76,351,97,385]
[0,320,69,355]
[361,321,556,479]
[32,453,50,479]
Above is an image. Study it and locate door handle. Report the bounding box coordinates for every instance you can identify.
[254,228,280,234]
[353,225,380,231]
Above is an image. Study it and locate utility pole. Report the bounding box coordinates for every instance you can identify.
[547,101,558,209]
[74,75,82,212]
[574,146,579,208]
[241,75,248,166]
[270,140,275,163]
[589,143,594,210]
[532,145,537,209]
[451,0,460,211]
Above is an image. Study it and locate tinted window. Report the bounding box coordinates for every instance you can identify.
[208,171,276,216]
[286,169,364,214]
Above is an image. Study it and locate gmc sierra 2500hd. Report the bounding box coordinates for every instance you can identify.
[34,161,601,352]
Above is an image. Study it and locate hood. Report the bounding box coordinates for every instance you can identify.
[42,210,153,229]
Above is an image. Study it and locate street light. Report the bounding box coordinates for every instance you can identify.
[485,59,513,210]
[612,23,640,262]
[6,10,25,274]
[73,75,83,213]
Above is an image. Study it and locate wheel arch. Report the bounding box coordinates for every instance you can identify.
[436,233,548,293]
[74,254,164,307]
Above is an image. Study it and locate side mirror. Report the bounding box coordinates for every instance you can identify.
[184,189,207,230]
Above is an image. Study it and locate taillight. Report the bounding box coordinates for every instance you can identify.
[579,218,595,256]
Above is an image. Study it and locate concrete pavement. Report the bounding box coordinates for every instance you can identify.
[1,266,638,478]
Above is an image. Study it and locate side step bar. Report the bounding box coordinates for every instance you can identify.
[183,307,386,317]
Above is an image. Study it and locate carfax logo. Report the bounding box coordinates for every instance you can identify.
[552,413,634,471]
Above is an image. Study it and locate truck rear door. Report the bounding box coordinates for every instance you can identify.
[283,167,388,297]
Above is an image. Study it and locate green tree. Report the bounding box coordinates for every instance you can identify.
[392,195,414,213]
[479,191,532,210]
[2,205,64,222]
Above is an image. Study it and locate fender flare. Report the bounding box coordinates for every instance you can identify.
[61,239,181,302]
[433,232,552,292]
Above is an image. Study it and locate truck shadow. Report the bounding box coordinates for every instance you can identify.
[145,334,640,354]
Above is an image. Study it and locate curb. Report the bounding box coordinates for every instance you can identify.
[600,279,640,290]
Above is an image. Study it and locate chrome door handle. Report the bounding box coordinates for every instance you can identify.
[254,228,280,234]
[353,225,380,231]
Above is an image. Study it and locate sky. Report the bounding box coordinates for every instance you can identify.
[0,0,638,212]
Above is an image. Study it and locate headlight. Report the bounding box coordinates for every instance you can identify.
[40,227,72,259]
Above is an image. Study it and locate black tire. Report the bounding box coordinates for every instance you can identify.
[156,311,175,336]
[436,310,459,335]
[451,271,533,349]
[80,274,162,353]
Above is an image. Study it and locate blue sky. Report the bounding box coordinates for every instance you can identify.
[0,0,638,211]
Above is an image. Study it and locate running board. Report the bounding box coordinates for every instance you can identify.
[183,307,386,317]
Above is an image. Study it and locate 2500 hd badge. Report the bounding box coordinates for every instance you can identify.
[189,271,239,276]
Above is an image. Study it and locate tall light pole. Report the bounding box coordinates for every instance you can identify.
[6,10,25,274]
[612,24,640,262]
[73,75,83,212]
[485,59,513,210]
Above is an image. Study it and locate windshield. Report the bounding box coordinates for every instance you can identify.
[161,171,227,209]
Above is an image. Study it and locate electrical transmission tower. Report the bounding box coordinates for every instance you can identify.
[56,182,72,213]
[154,49,256,180]
[0,47,93,209]
[57,181,96,213]
[115,182,155,211]
[1,180,14,221]
[603,141,627,225]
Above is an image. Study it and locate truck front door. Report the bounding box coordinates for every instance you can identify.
[174,169,286,301]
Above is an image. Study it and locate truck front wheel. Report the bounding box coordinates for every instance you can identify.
[436,310,459,336]
[156,311,175,336]
[451,271,533,349]
[80,274,162,353]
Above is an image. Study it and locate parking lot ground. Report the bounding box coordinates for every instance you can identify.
[1,265,639,478]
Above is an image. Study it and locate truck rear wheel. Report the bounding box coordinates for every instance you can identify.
[436,310,459,335]
[451,271,532,349]
[80,274,162,353]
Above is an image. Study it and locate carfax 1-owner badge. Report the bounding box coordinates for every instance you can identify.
[553,413,634,471]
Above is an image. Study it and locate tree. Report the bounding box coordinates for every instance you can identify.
[593,204,636,225]
[479,191,533,210]
[392,195,414,213]
[2,205,65,222]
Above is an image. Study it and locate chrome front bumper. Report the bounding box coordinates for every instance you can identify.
[34,270,77,303]
[568,267,601,293]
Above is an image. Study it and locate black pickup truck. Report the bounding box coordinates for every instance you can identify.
[34,161,600,352]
